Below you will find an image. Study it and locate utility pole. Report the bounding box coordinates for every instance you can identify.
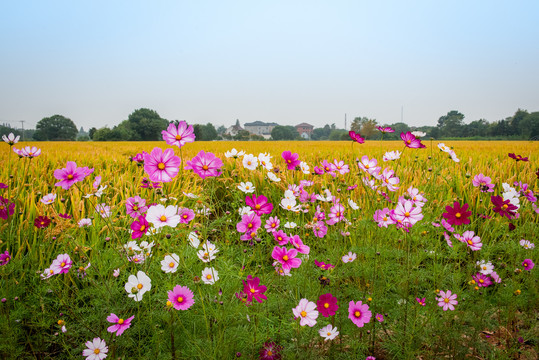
[344,113,347,130]
[19,120,25,141]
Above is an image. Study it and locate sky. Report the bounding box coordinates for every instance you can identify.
[1,0,538,131]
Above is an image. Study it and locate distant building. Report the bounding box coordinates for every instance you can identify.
[225,119,244,137]
[295,123,314,139]
[244,121,279,139]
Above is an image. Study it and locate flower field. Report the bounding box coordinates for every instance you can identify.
[1,130,538,359]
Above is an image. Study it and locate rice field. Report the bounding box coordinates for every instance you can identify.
[0,135,537,359]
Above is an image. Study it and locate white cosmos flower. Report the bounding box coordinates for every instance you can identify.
[197,249,216,263]
[267,172,281,182]
[188,232,200,248]
[242,154,259,170]
[258,153,273,171]
[201,267,219,285]
[146,204,180,229]
[2,133,20,145]
[348,199,359,210]
[300,161,310,174]
[78,218,92,227]
[225,148,245,158]
[239,206,254,216]
[238,182,255,193]
[161,254,180,273]
[284,221,297,229]
[476,260,494,275]
[319,324,339,341]
[383,150,401,162]
[411,131,426,138]
[40,193,56,205]
[280,197,300,212]
[124,271,152,302]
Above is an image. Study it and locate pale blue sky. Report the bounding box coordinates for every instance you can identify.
[1,0,538,130]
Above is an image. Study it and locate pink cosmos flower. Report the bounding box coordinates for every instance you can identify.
[315,260,335,270]
[348,301,372,327]
[289,235,310,255]
[380,168,400,192]
[282,151,301,170]
[437,290,458,311]
[455,230,482,251]
[161,121,196,148]
[522,259,534,271]
[273,230,289,245]
[242,275,267,304]
[184,150,223,179]
[416,297,426,306]
[357,155,378,174]
[264,216,280,232]
[293,298,319,327]
[376,126,394,133]
[349,131,365,143]
[333,160,349,175]
[393,199,423,227]
[400,131,426,148]
[18,146,42,158]
[472,273,492,287]
[0,251,11,266]
[54,161,92,190]
[130,215,149,239]
[236,212,261,234]
[246,194,274,216]
[472,174,495,192]
[50,254,72,275]
[178,207,195,224]
[144,148,181,183]
[375,313,384,322]
[313,221,328,238]
[327,203,345,225]
[317,293,338,317]
[106,314,134,336]
[342,252,357,263]
[167,285,195,310]
[126,196,148,219]
[271,246,302,271]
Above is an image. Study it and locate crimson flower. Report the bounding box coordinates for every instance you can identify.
[348,131,365,143]
[442,201,472,226]
[508,153,528,162]
[245,194,273,216]
[34,216,51,229]
[0,196,15,220]
[400,131,426,149]
[259,341,283,360]
[491,195,517,219]
[317,293,339,317]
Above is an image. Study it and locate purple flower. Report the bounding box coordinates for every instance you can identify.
[246,194,273,216]
[143,148,181,183]
[184,150,223,179]
[0,251,11,266]
[0,196,15,220]
[162,121,195,148]
[106,314,134,336]
[522,259,534,271]
[349,131,365,143]
[54,161,92,190]
[400,131,426,149]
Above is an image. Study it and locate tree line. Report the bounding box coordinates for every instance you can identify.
[2,108,537,142]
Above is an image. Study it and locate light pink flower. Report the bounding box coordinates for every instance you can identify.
[292,298,318,327]
[143,147,181,183]
[437,290,458,311]
[162,121,196,148]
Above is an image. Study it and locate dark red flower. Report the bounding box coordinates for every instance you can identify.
[58,213,72,219]
[317,293,339,317]
[508,153,528,162]
[34,216,51,229]
[0,196,15,220]
[259,341,283,360]
[442,201,472,226]
[491,195,518,219]
[349,131,365,144]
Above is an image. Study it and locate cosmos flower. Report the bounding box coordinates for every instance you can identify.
[185,150,223,179]
[281,151,301,170]
[146,205,180,229]
[314,260,334,270]
[293,298,319,327]
[522,259,534,271]
[376,126,394,134]
[271,246,302,272]
[258,341,283,360]
[319,324,339,341]
[0,251,11,266]
[106,314,134,337]
[416,297,426,306]
[241,275,267,304]
[348,301,372,327]
[125,196,148,219]
[442,201,472,226]
[349,131,365,143]
[400,131,426,149]
[491,195,518,219]
[40,193,56,205]
[224,148,245,158]
[472,273,492,287]
[519,239,534,249]
[54,161,92,190]
[34,216,51,229]
[82,337,108,360]
[143,148,181,183]
[18,146,42,158]
[508,153,528,162]
[264,216,280,233]
[342,252,357,263]
[125,271,152,302]
[455,231,482,251]
[246,194,273,216]
[437,290,458,311]
[383,150,401,161]
[168,285,195,310]
[242,154,259,170]
[317,293,339,317]
[160,254,180,273]
[161,121,196,148]
[201,267,219,285]
[2,133,20,145]
[50,253,72,275]
[237,182,255,193]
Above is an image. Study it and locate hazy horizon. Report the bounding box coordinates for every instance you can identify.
[1,1,538,131]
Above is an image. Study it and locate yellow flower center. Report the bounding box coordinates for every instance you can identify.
[133,205,138,211]
[502,204,508,209]
[57,320,65,326]
[140,225,146,231]
[177,296,183,303]
[160,215,167,222]
[444,298,449,303]
[94,349,100,354]
[479,279,484,283]
[406,140,411,144]
[247,223,253,228]
[267,351,273,356]
[455,213,461,218]
[404,212,410,217]
[255,204,261,210]
[157,162,166,170]
[202,165,209,170]
[169,262,175,268]
[61,262,66,267]
[327,332,332,336]
[175,134,182,140]
[250,288,256,293]
[282,255,289,261]
[287,160,292,163]
[206,274,212,279]
[354,311,361,318]
[79,266,84,271]
[67,174,74,180]
[137,283,143,289]
[118,318,124,324]
[166,300,172,307]
[336,212,340,217]
[300,311,307,317]
[324,303,330,309]
[467,240,473,245]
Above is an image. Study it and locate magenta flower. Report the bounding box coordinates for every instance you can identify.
[472,173,495,192]
[455,230,482,251]
[34,216,51,228]
[522,259,534,271]
[437,290,458,311]
[264,216,280,233]
[313,221,328,238]
[348,300,372,327]
[472,273,492,287]
[259,341,283,360]
[400,131,426,149]
[349,131,365,143]
[442,201,472,226]
[50,254,72,275]
[167,285,195,310]
[491,195,518,219]
[184,150,223,179]
[314,260,335,270]
[273,230,289,245]
[317,293,338,317]
[375,313,384,322]
[0,251,11,266]
[281,151,301,170]
[161,121,196,148]
[416,297,426,306]
[130,215,149,240]
[144,148,181,183]
[126,196,148,219]
[271,246,302,271]
[242,275,267,304]
[54,161,92,190]
[236,212,261,234]
[178,207,195,224]
[106,313,134,336]
[508,153,528,162]
[376,126,394,134]
[289,235,310,255]
[246,194,273,216]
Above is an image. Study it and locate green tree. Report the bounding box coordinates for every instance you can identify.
[123,108,168,141]
[271,126,299,140]
[437,110,465,137]
[88,127,97,140]
[33,115,78,141]
[311,125,331,140]
[193,123,218,141]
